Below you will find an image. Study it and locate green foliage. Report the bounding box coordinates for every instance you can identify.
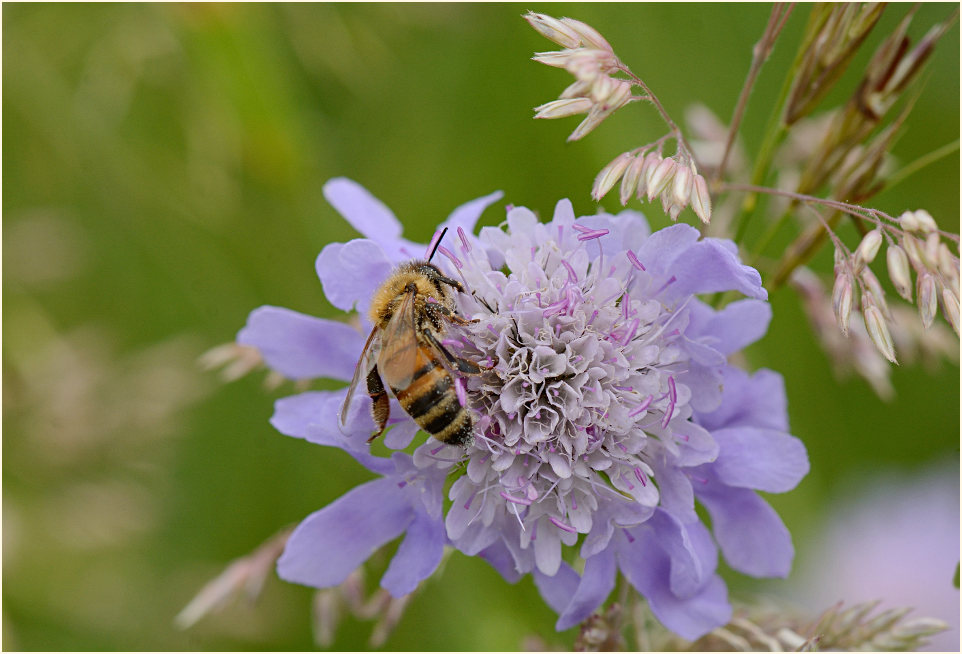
[3,4,958,650]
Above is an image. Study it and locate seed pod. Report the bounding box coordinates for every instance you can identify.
[619,154,647,206]
[832,272,854,335]
[863,302,897,363]
[898,210,920,232]
[913,209,938,233]
[942,287,960,336]
[525,12,583,49]
[886,244,913,301]
[646,157,677,202]
[689,174,712,224]
[670,164,693,210]
[534,97,594,119]
[854,228,883,270]
[918,273,938,328]
[592,152,633,201]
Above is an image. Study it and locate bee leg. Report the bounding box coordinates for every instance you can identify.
[423,329,485,375]
[435,273,465,293]
[429,302,479,326]
[366,365,390,443]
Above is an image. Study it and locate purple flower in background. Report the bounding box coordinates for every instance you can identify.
[238,178,809,640]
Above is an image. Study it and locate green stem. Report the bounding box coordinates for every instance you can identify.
[884,139,960,191]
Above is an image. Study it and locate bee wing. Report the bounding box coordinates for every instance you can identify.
[378,290,422,390]
[338,325,380,428]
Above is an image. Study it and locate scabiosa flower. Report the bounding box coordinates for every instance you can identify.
[238,177,808,641]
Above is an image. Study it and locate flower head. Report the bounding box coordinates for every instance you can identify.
[238,178,808,641]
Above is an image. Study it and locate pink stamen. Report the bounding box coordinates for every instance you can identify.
[455,377,467,407]
[424,230,444,259]
[626,249,646,271]
[397,481,407,489]
[614,385,633,392]
[437,245,462,269]
[549,516,577,533]
[625,530,635,543]
[577,229,609,241]
[561,259,578,282]
[431,444,444,455]
[633,467,647,487]
[654,275,677,296]
[630,395,654,417]
[622,318,640,345]
[457,226,471,252]
[500,491,532,506]
[571,223,592,233]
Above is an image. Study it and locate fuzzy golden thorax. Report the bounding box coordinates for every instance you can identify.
[368,260,456,328]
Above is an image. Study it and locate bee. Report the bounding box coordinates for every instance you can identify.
[339,229,484,446]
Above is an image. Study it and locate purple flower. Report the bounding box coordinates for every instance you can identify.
[238,178,808,641]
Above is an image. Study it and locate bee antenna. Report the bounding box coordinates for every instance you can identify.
[426,227,448,262]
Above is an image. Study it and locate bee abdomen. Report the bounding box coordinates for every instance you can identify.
[394,365,472,446]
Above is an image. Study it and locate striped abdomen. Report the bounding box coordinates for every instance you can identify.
[392,361,473,445]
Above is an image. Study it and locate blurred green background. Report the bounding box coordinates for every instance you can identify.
[3,3,958,651]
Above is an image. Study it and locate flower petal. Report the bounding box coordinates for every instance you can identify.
[690,299,772,355]
[634,223,701,278]
[270,389,393,475]
[277,476,414,589]
[697,483,794,578]
[666,238,767,301]
[380,509,445,596]
[618,524,731,640]
[712,427,809,493]
[533,560,581,615]
[695,367,789,432]
[237,306,364,381]
[555,547,617,630]
[478,538,524,584]
[439,190,504,238]
[316,239,394,315]
[323,177,403,242]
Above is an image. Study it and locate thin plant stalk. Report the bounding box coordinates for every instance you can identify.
[713,3,795,186]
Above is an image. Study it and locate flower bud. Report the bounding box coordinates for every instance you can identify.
[924,232,941,270]
[863,301,897,363]
[886,244,913,301]
[938,243,959,297]
[942,287,960,336]
[898,210,920,232]
[902,234,926,269]
[853,228,883,270]
[634,152,661,200]
[592,152,633,201]
[832,271,854,335]
[534,97,593,119]
[620,154,647,206]
[918,272,938,328]
[913,209,938,233]
[524,12,583,49]
[690,174,712,224]
[646,157,677,202]
[860,266,890,318]
[559,16,613,52]
[670,164,693,210]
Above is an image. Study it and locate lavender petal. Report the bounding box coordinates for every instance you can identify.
[237,306,364,381]
[555,548,617,630]
[316,239,393,314]
[697,484,794,578]
[277,477,413,589]
[712,427,809,493]
[380,510,446,596]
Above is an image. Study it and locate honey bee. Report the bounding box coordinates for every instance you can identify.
[339,229,484,446]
